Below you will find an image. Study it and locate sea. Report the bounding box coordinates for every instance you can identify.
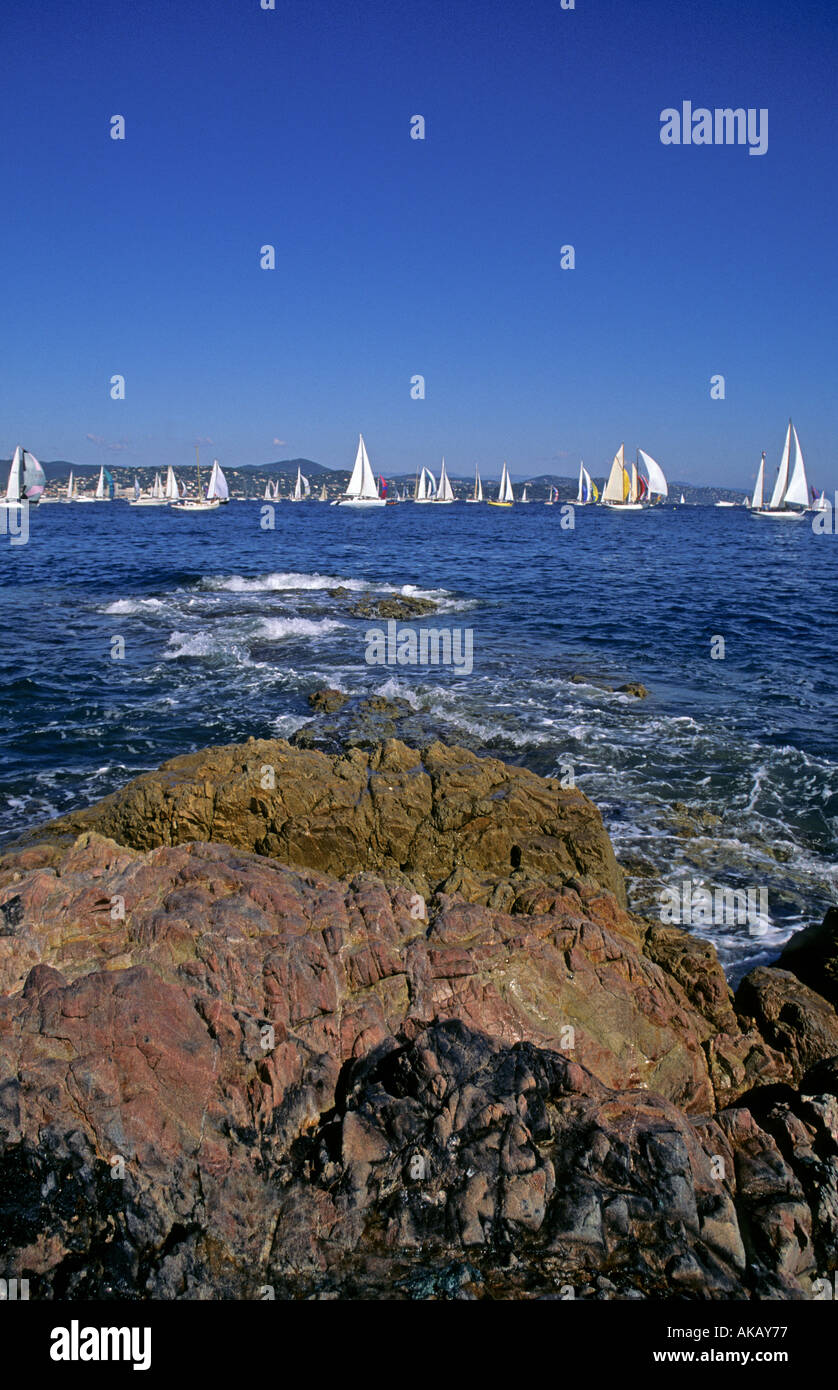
[2,497,836,984]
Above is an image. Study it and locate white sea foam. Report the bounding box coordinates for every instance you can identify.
[102,597,166,614]
[165,630,242,659]
[372,677,421,709]
[257,617,345,640]
[204,571,371,594]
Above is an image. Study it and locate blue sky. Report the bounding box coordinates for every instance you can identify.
[1,0,835,485]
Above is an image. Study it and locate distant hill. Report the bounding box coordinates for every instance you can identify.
[240,458,333,477]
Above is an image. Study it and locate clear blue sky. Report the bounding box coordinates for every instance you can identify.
[1,0,835,486]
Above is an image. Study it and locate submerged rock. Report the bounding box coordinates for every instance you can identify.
[308,688,349,713]
[349,595,439,621]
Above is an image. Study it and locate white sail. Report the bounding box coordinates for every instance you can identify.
[95,466,106,499]
[520,484,528,502]
[751,453,766,510]
[496,461,514,503]
[165,466,179,500]
[264,481,272,501]
[22,451,45,499]
[436,458,454,502]
[602,445,626,504]
[291,467,311,500]
[680,493,685,504]
[207,460,229,501]
[629,458,640,504]
[783,424,809,508]
[151,472,163,499]
[768,423,792,510]
[638,449,668,498]
[576,461,585,504]
[474,466,483,502]
[344,434,379,500]
[4,447,22,501]
[67,470,74,500]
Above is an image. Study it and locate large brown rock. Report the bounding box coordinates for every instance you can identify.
[1,741,834,1299]
[0,834,710,1111]
[735,966,838,1085]
[13,738,626,908]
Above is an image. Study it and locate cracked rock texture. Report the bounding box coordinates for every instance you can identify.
[0,739,835,1299]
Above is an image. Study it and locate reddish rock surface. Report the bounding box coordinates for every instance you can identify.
[0,739,835,1300]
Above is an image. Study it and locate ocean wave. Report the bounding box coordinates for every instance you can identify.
[202,571,373,594]
[256,616,345,640]
[101,597,166,614]
[164,630,247,660]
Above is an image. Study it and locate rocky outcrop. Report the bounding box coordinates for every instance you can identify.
[0,739,836,1300]
[307,688,349,714]
[13,738,627,909]
[734,967,838,1085]
[348,595,438,620]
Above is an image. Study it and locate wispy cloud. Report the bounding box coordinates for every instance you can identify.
[273,438,287,447]
[194,436,213,446]
[86,433,129,452]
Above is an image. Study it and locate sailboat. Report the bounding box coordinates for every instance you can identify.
[64,470,75,503]
[519,483,530,503]
[752,421,809,520]
[433,458,455,504]
[637,449,668,504]
[487,461,514,507]
[576,462,598,505]
[812,489,829,512]
[164,466,180,502]
[318,482,328,502]
[289,465,310,502]
[206,460,230,504]
[749,452,766,512]
[92,466,113,501]
[0,447,46,508]
[679,493,686,505]
[413,465,437,504]
[601,445,643,511]
[335,434,386,508]
[466,465,483,503]
[172,447,221,512]
[130,468,170,506]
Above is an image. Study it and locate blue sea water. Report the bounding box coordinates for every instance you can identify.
[1,498,836,981]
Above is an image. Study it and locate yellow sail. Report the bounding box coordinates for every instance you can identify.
[622,467,630,501]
